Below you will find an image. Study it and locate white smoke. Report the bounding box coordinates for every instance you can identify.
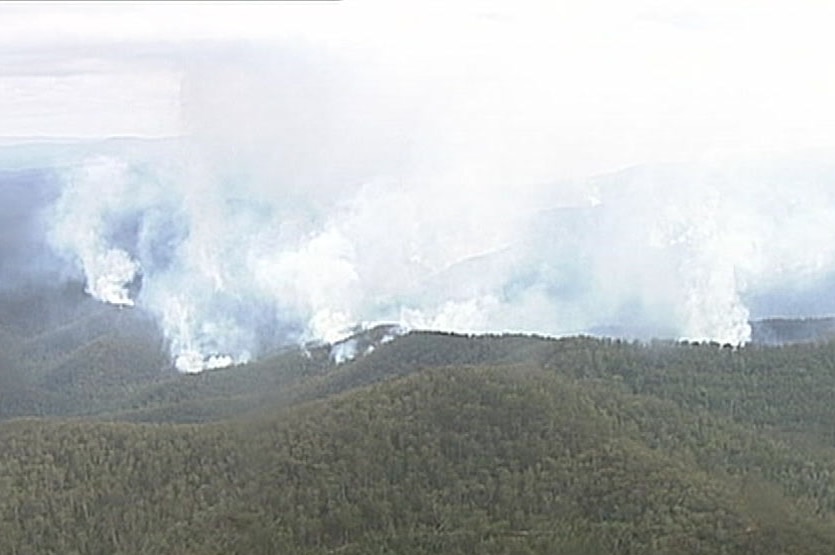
[48,157,140,306]
[43,142,835,369]
[330,339,358,365]
[38,34,835,370]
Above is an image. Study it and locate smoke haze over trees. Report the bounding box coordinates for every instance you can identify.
[4,141,835,370]
[2,2,835,368]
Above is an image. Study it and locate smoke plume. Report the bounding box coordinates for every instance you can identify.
[27,42,835,371]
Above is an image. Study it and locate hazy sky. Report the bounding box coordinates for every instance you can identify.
[2,0,835,177]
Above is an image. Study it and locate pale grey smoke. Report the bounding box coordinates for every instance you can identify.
[330,339,358,365]
[43,141,835,371]
[49,157,140,306]
[35,42,835,371]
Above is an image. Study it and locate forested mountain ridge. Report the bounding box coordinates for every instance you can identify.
[3,355,835,553]
[7,281,835,552]
[2,278,834,420]
[3,324,835,552]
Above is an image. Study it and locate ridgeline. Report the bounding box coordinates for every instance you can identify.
[4,295,835,552]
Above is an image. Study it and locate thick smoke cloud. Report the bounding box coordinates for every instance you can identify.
[30,43,835,371]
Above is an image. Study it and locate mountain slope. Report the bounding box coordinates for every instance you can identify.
[4,362,835,554]
[7,315,835,552]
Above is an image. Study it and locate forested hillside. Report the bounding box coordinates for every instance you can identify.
[4,320,835,552]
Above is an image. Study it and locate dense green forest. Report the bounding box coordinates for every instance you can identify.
[5,290,835,552]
